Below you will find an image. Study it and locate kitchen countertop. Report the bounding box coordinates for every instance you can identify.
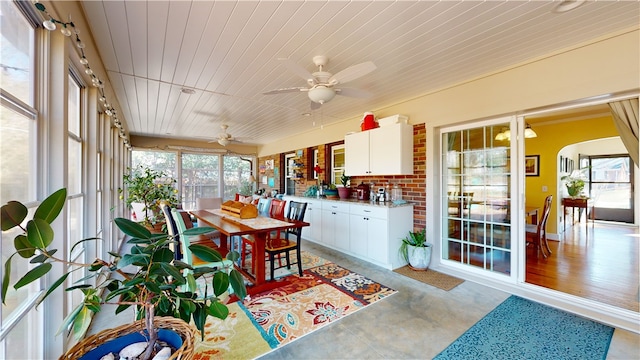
[285,195,413,208]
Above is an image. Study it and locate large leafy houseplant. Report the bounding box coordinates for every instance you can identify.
[120,166,180,225]
[1,188,246,359]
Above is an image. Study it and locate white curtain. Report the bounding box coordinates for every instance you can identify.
[609,98,639,166]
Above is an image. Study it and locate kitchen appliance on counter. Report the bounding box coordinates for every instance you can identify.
[356,182,370,200]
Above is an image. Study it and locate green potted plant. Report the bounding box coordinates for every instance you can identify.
[120,166,180,230]
[561,169,588,197]
[337,172,351,199]
[399,228,432,270]
[324,183,339,199]
[1,188,246,359]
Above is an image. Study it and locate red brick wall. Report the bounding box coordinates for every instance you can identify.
[258,123,426,230]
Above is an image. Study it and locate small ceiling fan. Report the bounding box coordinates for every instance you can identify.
[208,124,241,146]
[263,55,376,109]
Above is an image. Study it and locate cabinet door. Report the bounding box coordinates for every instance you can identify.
[344,131,371,176]
[349,215,368,256]
[321,209,336,247]
[334,212,350,251]
[366,217,388,264]
[307,203,323,243]
[369,123,413,175]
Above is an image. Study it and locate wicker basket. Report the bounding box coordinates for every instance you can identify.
[60,316,196,360]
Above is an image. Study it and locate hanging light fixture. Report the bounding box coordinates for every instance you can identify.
[495,129,507,141]
[524,123,538,138]
[495,124,537,141]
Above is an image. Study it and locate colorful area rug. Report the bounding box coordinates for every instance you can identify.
[434,295,614,360]
[393,266,464,291]
[193,254,397,359]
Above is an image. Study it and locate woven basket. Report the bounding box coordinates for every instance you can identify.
[60,316,196,360]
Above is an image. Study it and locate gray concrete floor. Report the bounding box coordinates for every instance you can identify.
[88,241,640,359]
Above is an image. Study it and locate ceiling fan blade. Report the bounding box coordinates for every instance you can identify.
[310,101,322,110]
[328,61,376,85]
[279,58,315,82]
[263,87,309,95]
[336,87,373,98]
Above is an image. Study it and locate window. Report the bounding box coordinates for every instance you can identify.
[330,145,345,185]
[0,0,36,204]
[131,150,177,178]
[66,73,85,334]
[223,155,253,200]
[0,2,42,357]
[182,153,219,210]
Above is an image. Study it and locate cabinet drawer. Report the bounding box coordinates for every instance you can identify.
[322,201,350,213]
[303,199,322,209]
[350,204,388,219]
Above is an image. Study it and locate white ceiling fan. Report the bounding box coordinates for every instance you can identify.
[208,124,242,146]
[263,55,376,109]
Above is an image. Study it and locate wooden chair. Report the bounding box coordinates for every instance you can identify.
[526,195,553,258]
[239,197,271,269]
[265,201,307,279]
[240,198,285,273]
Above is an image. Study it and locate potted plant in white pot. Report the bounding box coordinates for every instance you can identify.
[1,188,246,359]
[120,166,180,232]
[399,228,432,270]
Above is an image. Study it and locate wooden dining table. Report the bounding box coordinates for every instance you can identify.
[190,209,309,294]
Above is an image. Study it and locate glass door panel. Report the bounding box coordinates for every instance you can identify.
[442,123,512,275]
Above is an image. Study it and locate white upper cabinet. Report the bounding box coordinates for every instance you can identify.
[344,123,413,176]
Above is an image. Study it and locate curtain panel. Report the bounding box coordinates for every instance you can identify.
[608,98,639,166]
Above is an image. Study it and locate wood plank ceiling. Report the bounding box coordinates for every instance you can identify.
[77,1,639,146]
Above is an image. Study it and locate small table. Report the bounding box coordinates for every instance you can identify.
[562,197,594,231]
[190,209,309,294]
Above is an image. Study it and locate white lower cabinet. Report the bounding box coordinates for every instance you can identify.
[349,203,413,269]
[304,199,322,243]
[282,196,413,269]
[321,201,350,250]
[350,212,387,263]
[282,196,322,244]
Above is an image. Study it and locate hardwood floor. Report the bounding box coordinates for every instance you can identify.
[526,221,639,312]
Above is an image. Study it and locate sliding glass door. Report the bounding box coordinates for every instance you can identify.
[441,118,516,276]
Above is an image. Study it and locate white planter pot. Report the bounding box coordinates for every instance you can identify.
[407,244,432,270]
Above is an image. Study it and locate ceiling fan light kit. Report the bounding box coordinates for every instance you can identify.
[264,55,376,107]
[308,86,336,104]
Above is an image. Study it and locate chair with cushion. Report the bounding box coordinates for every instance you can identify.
[265,201,307,279]
[526,195,553,258]
[239,197,271,269]
[239,198,286,273]
[171,208,233,271]
[161,203,183,260]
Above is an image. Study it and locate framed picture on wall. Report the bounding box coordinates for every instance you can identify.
[525,155,540,176]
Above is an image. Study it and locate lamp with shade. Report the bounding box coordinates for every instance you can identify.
[495,124,537,141]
